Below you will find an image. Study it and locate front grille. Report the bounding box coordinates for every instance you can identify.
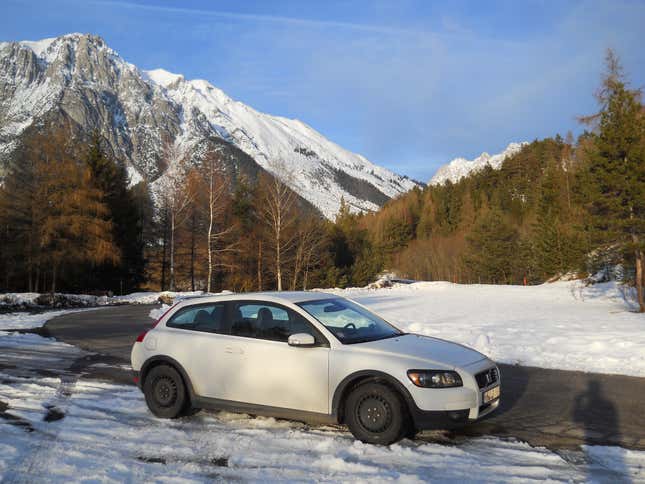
[475,367,499,389]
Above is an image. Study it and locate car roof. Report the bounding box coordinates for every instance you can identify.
[176,291,339,306]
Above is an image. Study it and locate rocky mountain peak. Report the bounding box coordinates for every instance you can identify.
[0,33,419,218]
[429,142,528,186]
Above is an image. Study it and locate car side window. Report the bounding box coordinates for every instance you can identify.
[166,303,226,334]
[228,301,326,345]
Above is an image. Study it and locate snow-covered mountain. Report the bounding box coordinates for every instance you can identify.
[429,142,528,186]
[0,33,418,218]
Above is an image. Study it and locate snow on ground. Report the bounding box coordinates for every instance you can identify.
[1,375,644,482]
[0,308,100,331]
[1,301,644,481]
[332,280,645,378]
[111,290,207,305]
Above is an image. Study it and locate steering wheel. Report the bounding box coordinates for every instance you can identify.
[343,322,356,330]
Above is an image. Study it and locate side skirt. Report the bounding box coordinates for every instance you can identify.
[192,396,338,427]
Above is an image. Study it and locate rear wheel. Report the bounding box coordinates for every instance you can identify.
[344,382,410,445]
[143,364,188,418]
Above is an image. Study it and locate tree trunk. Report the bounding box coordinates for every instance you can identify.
[34,264,40,293]
[291,245,301,291]
[630,208,644,313]
[51,264,57,294]
[190,213,196,292]
[276,228,282,291]
[636,249,644,313]
[207,180,214,293]
[257,240,263,291]
[161,216,167,291]
[27,255,33,293]
[169,211,175,291]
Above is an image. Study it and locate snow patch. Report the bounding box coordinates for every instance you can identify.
[142,68,184,88]
[332,280,645,377]
[148,304,171,320]
[125,165,143,187]
[18,37,57,56]
[430,142,528,185]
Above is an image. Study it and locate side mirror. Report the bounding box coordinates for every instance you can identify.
[288,333,316,347]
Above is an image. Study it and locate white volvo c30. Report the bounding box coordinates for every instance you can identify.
[131,292,501,445]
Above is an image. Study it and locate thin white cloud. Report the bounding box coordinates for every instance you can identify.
[90,0,427,37]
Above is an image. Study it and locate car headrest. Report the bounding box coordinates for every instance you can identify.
[257,307,273,324]
[194,309,212,325]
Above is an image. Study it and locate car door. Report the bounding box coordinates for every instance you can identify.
[220,300,330,414]
[160,302,232,399]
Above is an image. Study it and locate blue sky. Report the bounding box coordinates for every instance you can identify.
[2,0,644,181]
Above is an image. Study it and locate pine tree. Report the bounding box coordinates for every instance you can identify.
[39,156,119,292]
[580,50,645,311]
[533,163,569,278]
[84,132,148,292]
[0,137,44,291]
[464,210,520,284]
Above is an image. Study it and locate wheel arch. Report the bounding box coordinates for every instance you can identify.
[332,370,416,423]
[140,355,197,403]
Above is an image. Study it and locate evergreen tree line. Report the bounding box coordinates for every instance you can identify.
[356,51,644,311]
[0,127,150,294]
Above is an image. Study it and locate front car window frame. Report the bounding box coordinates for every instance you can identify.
[296,298,404,345]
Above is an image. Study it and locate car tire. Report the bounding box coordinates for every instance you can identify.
[143,364,188,419]
[183,406,201,417]
[344,382,410,445]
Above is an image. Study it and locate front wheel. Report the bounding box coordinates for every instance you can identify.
[344,382,410,445]
[143,364,188,418]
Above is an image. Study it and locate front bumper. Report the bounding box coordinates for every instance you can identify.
[407,361,501,429]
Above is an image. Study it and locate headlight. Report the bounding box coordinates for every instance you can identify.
[407,370,463,388]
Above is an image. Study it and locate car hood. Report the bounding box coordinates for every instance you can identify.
[354,333,486,368]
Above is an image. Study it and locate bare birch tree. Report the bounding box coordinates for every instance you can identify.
[291,217,322,290]
[200,151,236,292]
[258,170,297,291]
[158,142,193,291]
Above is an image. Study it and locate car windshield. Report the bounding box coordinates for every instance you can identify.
[297,298,403,344]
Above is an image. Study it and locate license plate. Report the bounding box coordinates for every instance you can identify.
[483,385,500,403]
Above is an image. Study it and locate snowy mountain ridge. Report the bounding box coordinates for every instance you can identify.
[429,142,528,186]
[0,33,419,218]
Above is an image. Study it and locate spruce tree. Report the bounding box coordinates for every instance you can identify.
[85,132,148,292]
[464,210,520,284]
[580,50,645,311]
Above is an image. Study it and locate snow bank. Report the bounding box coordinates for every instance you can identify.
[0,308,102,331]
[0,293,107,310]
[148,304,171,321]
[334,280,645,377]
[0,290,234,311]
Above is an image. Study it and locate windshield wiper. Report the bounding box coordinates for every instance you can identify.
[344,333,404,344]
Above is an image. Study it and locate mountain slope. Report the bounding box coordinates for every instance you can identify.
[429,142,528,186]
[0,33,418,218]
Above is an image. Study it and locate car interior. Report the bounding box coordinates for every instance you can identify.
[167,301,324,344]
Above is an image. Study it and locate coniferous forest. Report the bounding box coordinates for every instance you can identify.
[0,51,643,311]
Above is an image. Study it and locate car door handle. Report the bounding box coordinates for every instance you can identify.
[225,346,244,354]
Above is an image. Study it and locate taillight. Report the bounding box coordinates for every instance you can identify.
[135,330,148,343]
